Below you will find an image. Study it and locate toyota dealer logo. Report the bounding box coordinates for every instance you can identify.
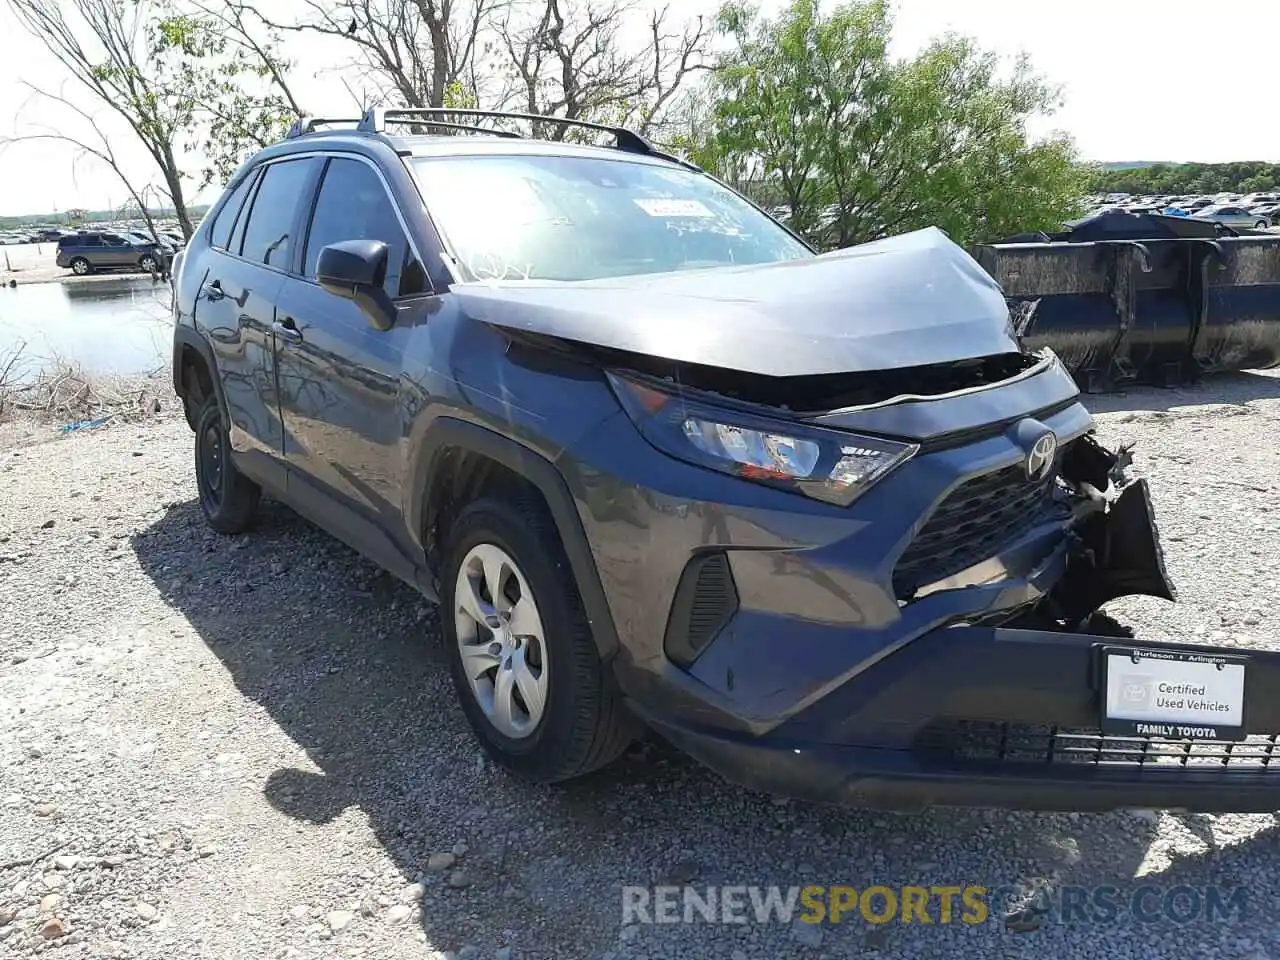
[1025,432,1057,481]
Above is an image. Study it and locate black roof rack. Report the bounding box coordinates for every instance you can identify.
[357,107,695,167]
[374,119,524,140]
[286,115,363,138]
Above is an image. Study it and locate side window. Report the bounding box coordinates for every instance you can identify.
[209,170,258,251]
[238,158,315,268]
[302,157,428,298]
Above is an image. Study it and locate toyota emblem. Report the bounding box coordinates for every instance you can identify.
[1025,432,1057,481]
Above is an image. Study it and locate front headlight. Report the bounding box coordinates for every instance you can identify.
[608,372,918,506]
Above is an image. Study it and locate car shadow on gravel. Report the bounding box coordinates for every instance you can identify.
[129,499,1273,956]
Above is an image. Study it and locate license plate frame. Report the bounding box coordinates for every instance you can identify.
[1099,645,1247,741]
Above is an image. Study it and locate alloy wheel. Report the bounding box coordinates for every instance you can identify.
[453,543,549,739]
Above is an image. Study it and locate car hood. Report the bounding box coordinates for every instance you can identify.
[451,227,1016,377]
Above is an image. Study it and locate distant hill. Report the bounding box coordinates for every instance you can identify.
[1099,161,1172,171]
[1089,160,1279,195]
[0,205,209,229]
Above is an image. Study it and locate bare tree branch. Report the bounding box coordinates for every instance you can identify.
[2,84,166,243]
[493,0,709,137]
[254,0,502,108]
[5,0,197,236]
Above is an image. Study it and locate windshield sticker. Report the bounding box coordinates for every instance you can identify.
[633,198,715,218]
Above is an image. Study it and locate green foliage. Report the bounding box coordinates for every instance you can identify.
[442,80,479,110]
[685,0,1088,248]
[1089,162,1280,196]
[153,4,299,190]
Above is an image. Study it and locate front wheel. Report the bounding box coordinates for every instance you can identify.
[139,254,158,273]
[194,399,260,534]
[1257,220,1270,230]
[441,495,638,782]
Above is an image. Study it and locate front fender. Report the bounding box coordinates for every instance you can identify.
[406,416,620,659]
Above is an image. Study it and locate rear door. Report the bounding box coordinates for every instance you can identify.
[194,156,320,486]
[76,233,103,266]
[273,153,433,581]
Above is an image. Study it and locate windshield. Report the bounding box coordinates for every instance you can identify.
[408,153,812,282]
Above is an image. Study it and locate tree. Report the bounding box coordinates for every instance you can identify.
[494,0,711,137]
[4,0,302,238]
[689,0,1087,249]
[153,1,303,190]
[6,0,203,236]
[2,86,171,245]
[1090,162,1280,196]
[255,0,504,109]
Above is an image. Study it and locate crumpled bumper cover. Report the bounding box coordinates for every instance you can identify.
[635,468,1280,812]
[643,625,1280,812]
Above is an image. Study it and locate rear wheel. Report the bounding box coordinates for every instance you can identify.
[69,257,91,275]
[194,398,260,534]
[441,494,637,781]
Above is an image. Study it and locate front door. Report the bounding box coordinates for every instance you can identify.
[100,234,132,269]
[273,154,434,582]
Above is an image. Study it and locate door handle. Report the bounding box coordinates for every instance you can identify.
[273,317,303,343]
[202,279,225,301]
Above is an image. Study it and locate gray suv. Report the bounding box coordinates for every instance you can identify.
[56,231,166,275]
[168,108,1280,812]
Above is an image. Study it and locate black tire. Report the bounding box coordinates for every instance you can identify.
[139,254,158,273]
[441,493,638,782]
[69,257,92,276]
[194,398,260,534]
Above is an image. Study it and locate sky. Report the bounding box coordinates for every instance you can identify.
[0,0,1277,216]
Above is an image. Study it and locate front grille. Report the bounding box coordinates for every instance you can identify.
[892,457,1065,599]
[916,719,1280,771]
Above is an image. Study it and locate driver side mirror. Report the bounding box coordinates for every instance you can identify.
[316,239,397,332]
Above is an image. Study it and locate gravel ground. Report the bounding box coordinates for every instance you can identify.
[2,371,1280,960]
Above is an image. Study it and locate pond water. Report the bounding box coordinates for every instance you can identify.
[0,278,173,380]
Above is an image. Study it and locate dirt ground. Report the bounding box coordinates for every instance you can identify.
[1,372,1280,960]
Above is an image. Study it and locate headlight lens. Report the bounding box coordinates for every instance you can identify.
[609,372,917,505]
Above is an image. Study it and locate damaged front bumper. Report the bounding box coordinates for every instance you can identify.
[637,488,1280,811]
[632,447,1280,812]
[646,621,1280,812]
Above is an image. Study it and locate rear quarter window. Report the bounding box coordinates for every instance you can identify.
[209,170,259,251]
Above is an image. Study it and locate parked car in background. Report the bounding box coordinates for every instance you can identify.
[55,231,166,275]
[125,231,179,259]
[1193,204,1270,231]
[1250,203,1280,226]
